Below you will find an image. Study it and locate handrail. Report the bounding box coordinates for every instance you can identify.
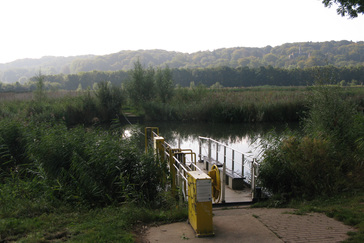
[199,136,248,177]
[199,136,248,157]
[251,158,260,201]
[145,127,159,153]
[148,128,261,203]
[172,155,190,174]
[189,162,204,173]
[173,164,188,182]
[199,136,261,201]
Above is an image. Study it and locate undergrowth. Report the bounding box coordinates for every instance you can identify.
[0,86,186,242]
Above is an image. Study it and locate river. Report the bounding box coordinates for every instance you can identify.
[123,121,299,185]
[126,121,299,161]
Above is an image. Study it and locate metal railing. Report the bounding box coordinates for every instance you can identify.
[198,136,260,200]
[145,127,201,202]
[145,128,261,203]
[198,136,250,177]
[251,158,260,200]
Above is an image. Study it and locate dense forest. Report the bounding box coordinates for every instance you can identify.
[1,40,363,84]
[1,65,363,92]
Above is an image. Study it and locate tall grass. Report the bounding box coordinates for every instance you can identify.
[2,120,168,207]
[0,119,179,242]
[0,90,182,241]
[0,119,30,182]
[144,87,309,122]
[1,86,126,126]
[146,86,363,123]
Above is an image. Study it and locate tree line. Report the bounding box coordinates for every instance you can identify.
[1,40,364,83]
[1,64,363,92]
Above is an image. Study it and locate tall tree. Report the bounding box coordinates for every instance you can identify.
[33,70,47,102]
[322,0,364,18]
[155,65,174,103]
[127,60,155,107]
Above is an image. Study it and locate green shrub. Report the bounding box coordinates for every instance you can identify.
[303,86,358,149]
[95,81,125,123]
[259,135,349,199]
[143,102,178,121]
[259,85,364,199]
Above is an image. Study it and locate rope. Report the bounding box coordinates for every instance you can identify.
[120,112,133,126]
[119,112,146,137]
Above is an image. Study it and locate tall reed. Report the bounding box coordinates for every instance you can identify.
[144,87,308,122]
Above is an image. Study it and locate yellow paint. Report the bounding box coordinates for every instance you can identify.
[208,165,221,203]
[188,171,214,237]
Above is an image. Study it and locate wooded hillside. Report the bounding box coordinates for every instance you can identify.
[1,40,363,83]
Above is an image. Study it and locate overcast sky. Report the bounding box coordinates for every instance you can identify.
[1,0,363,64]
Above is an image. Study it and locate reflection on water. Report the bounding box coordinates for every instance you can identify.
[131,121,299,159]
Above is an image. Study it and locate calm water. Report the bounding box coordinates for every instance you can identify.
[124,121,299,179]
[132,121,299,159]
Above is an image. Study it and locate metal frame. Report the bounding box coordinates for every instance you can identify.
[145,128,261,203]
[198,136,260,201]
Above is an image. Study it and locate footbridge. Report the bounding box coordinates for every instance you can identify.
[145,127,261,206]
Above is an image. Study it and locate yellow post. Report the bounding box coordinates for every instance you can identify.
[153,136,165,160]
[180,149,197,170]
[145,127,159,153]
[187,171,214,237]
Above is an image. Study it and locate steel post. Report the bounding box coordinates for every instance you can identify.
[222,146,226,203]
[232,150,235,175]
[241,154,245,178]
[199,138,202,162]
[208,138,211,161]
[215,142,218,162]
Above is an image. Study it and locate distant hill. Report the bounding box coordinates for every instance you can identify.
[1,40,363,83]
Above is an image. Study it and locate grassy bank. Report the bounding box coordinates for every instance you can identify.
[0,193,186,242]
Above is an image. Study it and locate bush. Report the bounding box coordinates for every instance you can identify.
[259,135,348,199]
[95,81,124,123]
[303,86,358,149]
[64,94,98,126]
[259,85,364,199]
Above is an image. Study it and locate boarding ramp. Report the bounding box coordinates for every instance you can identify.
[198,136,260,203]
[145,127,261,205]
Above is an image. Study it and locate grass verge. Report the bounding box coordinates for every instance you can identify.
[0,203,187,242]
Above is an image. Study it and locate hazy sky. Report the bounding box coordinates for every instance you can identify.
[1,0,364,64]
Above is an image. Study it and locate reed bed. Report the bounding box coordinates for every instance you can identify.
[144,86,364,123]
[0,90,82,102]
[145,87,309,122]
